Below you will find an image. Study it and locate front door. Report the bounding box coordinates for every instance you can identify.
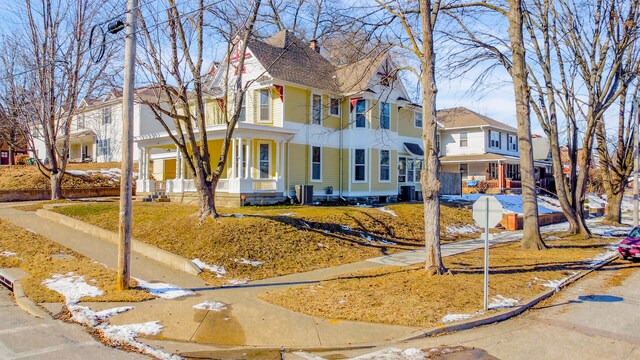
[259,143,270,179]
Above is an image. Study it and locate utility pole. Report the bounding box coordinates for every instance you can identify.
[117,0,138,291]
[633,98,639,228]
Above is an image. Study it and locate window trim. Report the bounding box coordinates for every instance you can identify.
[329,97,340,117]
[258,88,271,123]
[507,134,518,152]
[379,149,391,183]
[459,131,468,148]
[257,141,271,179]
[489,130,502,149]
[310,93,322,125]
[353,99,367,129]
[379,102,390,129]
[414,111,423,128]
[353,148,367,183]
[310,145,322,182]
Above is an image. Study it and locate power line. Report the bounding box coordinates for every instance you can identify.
[1,0,224,81]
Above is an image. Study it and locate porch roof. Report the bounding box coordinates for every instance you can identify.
[135,122,297,147]
[439,153,520,163]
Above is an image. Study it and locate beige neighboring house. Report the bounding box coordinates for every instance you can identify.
[437,107,551,191]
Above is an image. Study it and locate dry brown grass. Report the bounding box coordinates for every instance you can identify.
[602,258,640,288]
[52,202,477,285]
[260,236,615,328]
[13,200,73,212]
[0,219,153,303]
[0,162,124,190]
[387,203,480,242]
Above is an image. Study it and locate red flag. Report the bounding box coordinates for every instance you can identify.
[350,98,360,112]
[274,85,284,101]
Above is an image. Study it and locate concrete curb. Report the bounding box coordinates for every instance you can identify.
[395,255,618,342]
[0,268,50,319]
[36,209,202,276]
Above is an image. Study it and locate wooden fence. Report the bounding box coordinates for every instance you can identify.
[439,172,462,195]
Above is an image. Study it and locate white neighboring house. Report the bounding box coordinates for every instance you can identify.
[436,107,551,191]
[62,88,173,163]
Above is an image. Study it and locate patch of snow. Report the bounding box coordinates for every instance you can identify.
[224,279,250,286]
[0,251,16,257]
[588,251,618,266]
[488,295,519,309]
[536,271,580,290]
[134,278,195,299]
[378,207,397,217]
[235,258,264,267]
[193,301,227,311]
[192,258,226,277]
[233,214,244,218]
[67,305,179,360]
[441,313,475,323]
[42,273,103,305]
[279,212,296,217]
[446,225,480,235]
[317,242,329,248]
[341,225,353,231]
[352,347,426,360]
[355,203,372,208]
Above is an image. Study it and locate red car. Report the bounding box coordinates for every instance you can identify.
[618,227,640,260]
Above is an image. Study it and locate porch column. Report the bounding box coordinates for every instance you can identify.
[247,139,253,179]
[138,147,144,176]
[175,148,181,179]
[498,161,505,192]
[244,139,251,179]
[144,148,151,180]
[275,140,280,179]
[279,140,285,179]
[180,151,185,179]
[231,138,237,178]
[238,136,244,179]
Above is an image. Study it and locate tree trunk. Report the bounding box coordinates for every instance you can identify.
[195,173,216,221]
[421,0,446,275]
[50,172,63,200]
[508,0,546,250]
[604,188,624,224]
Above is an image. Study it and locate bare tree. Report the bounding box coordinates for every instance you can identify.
[370,0,447,274]
[444,0,546,249]
[6,0,111,198]
[137,0,262,219]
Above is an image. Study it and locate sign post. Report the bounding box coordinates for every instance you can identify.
[472,196,503,311]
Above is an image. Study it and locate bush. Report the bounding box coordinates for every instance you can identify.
[15,154,30,165]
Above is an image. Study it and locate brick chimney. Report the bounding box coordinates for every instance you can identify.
[309,39,320,53]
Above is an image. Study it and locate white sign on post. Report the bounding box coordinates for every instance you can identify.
[472,196,504,311]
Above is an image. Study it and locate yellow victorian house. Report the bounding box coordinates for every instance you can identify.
[135,31,425,206]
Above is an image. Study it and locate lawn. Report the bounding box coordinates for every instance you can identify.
[0,219,153,303]
[259,235,617,328]
[52,202,477,285]
[0,162,126,190]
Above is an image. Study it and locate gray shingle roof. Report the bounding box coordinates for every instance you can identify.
[437,107,517,132]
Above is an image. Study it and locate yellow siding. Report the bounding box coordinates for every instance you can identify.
[311,146,340,192]
[371,149,397,191]
[163,159,177,180]
[284,86,309,123]
[398,108,422,137]
[288,143,307,190]
[341,148,349,193]
[370,100,379,129]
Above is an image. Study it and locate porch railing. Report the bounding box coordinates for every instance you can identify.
[252,179,277,192]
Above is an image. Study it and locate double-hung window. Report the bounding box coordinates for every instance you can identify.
[414,111,422,127]
[311,146,322,181]
[489,163,499,180]
[379,150,390,181]
[239,95,246,122]
[329,98,340,117]
[259,143,270,178]
[398,157,406,183]
[490,131,501,149]
[312,94,322,125]
[98,138,110,156]
[507,164,520,179]
[354,149,366,181]
[507,134,518,151]
[406,159,415,182]
[459,132,468,147]
[414,159,422,182]
[102,108,111,124]
[259,89,270,122]
[380,102,390,129]
[355,99,366,128]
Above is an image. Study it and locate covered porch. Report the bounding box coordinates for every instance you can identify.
[62,129,96,162]
[440,153,550,193]
[135,123,295,202]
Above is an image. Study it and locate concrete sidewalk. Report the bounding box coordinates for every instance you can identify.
[0,204,205,289]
